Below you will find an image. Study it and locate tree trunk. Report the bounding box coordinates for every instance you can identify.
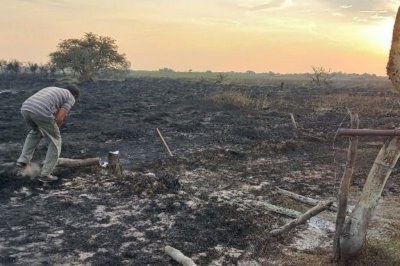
[387,6,400,92]
[333,113,359,262]
[339,136,400,262]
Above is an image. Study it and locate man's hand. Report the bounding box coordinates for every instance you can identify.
[54,108,67,127]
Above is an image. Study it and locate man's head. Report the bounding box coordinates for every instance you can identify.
[65,85,80,100]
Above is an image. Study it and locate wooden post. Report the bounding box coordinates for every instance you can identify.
[108,151,122,177]
[270,200,333,236]
[289,113,297,129]
[333,112,359,262]
[156,128,173,157]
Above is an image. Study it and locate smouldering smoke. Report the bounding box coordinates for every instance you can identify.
[19,163,41,178]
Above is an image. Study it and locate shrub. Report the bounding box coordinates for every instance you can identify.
[209,91,269,110]
[28,62,38,74]
[309,66,334,87]
[6,60,21,74]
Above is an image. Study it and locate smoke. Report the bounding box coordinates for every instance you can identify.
[19,163,41,178]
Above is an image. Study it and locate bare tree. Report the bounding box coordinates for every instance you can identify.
[309,66,334,87]
[6,60,21,74]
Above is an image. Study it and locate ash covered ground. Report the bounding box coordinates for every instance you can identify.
[1,75,400,265]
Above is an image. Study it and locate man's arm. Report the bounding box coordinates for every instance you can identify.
[55,108,68,127]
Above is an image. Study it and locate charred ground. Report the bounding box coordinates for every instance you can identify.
[1,75,400,265]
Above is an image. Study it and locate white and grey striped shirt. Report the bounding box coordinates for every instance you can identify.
[21,87,75,118]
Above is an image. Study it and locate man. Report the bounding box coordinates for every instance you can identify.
[16,85,80,182]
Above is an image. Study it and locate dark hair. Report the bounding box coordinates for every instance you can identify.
[65,85,80,100]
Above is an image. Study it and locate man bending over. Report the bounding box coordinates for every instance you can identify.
[16,85,80,182]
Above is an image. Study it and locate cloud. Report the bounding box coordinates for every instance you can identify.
[227,0,292,12]
[16,0,83,10]
[332,12,344,17]
[248,0,292,11]
[321,0,397,22]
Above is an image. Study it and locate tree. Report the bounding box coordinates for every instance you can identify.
[309,66,334,87]
[50,32,130,81]
[0,60,6,73]
[28,62,38,74]
[6,60,21,74]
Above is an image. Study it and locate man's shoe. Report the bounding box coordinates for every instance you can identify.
[38,175,59,183]
[16,162,27,168]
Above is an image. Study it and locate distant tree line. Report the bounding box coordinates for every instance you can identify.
[1,32,381,82]
[0,59,57,75]
[1,32,130,81]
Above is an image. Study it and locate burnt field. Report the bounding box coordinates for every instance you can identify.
[1,75,400,265]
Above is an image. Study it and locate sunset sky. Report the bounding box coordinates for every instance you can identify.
[0,0,398,75]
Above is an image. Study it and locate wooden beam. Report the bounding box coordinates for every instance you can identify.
[337,128,400,137]
[270,200,333,236]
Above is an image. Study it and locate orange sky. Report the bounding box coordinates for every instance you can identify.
[0,0,398,75]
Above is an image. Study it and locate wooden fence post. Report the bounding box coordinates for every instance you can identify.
[108,151,122,177]
[333,112,359,262]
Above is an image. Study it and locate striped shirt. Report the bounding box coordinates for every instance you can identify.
[21,87,75,118]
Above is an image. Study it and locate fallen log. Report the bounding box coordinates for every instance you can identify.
[57,157,100,167]
[165,245,196,266]
[0,157,100,178]
[270,200,333,236]
[275,187,339,212]
[256,201,301,218]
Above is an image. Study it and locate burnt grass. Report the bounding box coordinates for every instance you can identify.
[1,74,400,265]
